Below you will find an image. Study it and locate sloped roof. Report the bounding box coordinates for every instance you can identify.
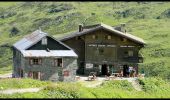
[13,30,78,58]
[21,50,78,58]
[13,30,47,51]
[13,30,73,51]
[58,23,146,45]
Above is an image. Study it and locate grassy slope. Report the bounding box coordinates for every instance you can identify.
[0,77,170,98]
[0,2,170,79]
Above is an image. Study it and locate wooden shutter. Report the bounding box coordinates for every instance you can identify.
[55,59,58,66]
[30,59,33,65]
[64,71,69,77]
[38,72,41,80]
[38,59,42,65]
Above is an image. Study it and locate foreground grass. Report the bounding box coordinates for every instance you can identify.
[0,78,51,90]
[0,77,170,98]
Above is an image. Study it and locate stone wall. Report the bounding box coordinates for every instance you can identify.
[21,57,77,82]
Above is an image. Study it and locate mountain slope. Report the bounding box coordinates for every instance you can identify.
[0,2,170,79]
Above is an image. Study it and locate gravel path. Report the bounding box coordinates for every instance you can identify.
[77,76,142,90]
[85,81,103,88]
[0,88,42,94]
[125,78,142,91]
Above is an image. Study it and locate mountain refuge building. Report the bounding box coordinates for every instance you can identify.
[58,23,146,77]
[12,23,145,81]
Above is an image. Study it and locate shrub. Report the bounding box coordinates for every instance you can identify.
[43,82,81,98]
[9,27,20,37]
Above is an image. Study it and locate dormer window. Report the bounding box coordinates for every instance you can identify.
[42,37,47,45]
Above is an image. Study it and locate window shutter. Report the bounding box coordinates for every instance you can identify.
[55,59,58,66]
[30,59,33,65]
[38,59,42,64]
[38,72,41,80]
[52,60,55,66]
[64,71,69,77]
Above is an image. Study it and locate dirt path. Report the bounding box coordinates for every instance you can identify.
[0,73,12,79]
[0,88,42,94]
[127,78,142,91]
[85,81,103,88]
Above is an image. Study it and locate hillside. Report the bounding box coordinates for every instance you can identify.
[0,77,170,98]
[0,2,170,79]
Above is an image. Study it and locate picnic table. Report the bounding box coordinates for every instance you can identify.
[112,73,121,77]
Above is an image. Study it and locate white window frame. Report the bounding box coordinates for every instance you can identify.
[41,37,47,45]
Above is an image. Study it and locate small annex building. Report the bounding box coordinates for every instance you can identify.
[12,30,78,82]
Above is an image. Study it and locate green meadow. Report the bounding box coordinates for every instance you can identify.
[0,2,170,98]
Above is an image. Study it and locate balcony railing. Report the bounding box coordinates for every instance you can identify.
[122,56,143,63]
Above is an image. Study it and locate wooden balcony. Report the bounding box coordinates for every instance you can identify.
[122,56,143,63]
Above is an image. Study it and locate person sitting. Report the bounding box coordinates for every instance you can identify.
[91,73,96,80]
[132,69,136,77]
[105,72,111,80]
[119,70,123,77]
[88,72,96,81]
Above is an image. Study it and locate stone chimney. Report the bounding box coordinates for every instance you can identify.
[120,23,126,33]
[79,24,83,32]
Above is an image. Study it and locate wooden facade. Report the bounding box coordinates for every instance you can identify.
[59,23,145,76]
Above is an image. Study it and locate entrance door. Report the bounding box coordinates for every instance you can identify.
[20,69,23,77]
[18,68,23,78]
[33,72,39,79]
[102,64,108,75]
[123,65,129,77]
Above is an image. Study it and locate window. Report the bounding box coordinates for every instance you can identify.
[54,58,62,67]
[92,35,98,39]
[108,35,111,40]
[93,64,98,68]
[120,38,127,42]
[42,37,47,45]
[128,51,133,57]
[124,51,133,57]
[99,48,104,55]
[63,70,69,76]
[30,58,42,65]
[76,36,81,40]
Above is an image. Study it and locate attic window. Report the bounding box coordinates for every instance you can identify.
[76,36,81,40]
[42,37,47,45]
[92,35,98,39]
[120,38,127,42]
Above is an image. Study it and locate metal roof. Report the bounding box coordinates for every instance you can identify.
[21,50,78,57]
[58,23,146,45]
[13,30,47,50]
